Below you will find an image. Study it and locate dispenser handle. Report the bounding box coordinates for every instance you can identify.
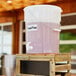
[53,28,61,32]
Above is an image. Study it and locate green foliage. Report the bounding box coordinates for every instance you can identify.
[60,32,76,53]
[60,32,76,40]
[60,45,76,53]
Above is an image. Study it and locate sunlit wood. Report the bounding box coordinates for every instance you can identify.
[12,1,24,9]
[45,0,57,3]
[1,2,13,11]
[0,8,5,12]
[0,0,57,12]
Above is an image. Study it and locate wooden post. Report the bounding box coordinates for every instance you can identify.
[50,57,55,76]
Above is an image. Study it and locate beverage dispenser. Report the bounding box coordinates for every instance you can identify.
[24,5,62,53]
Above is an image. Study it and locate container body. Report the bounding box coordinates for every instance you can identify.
[26,22,60,53]
[24,5,62,53]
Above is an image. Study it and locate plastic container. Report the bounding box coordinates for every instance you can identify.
[24,5,62,53]
[4,55,16,76]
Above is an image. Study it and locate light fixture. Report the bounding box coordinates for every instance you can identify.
[7,0,12,3]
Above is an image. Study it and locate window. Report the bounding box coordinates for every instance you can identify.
[19,21,26,54]
[0,22,12,54]
[60,13,76,53]
[60,25,76,53]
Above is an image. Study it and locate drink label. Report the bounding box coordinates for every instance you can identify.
[27,24,37,31]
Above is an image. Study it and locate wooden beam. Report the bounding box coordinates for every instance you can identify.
[0,0,58,12]
[0,8,5,12]
[60,40,76,44]
[62,13,76,17]
[1,1,13,11]
[45,0,57,3]
[55,64,71,72]
[60,25,76,30]
[12,2,24,9]
[23,0,44,6]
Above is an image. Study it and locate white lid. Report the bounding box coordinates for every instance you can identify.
[24,5,62,23]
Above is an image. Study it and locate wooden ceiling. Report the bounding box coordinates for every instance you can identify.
[0,0,58,12]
